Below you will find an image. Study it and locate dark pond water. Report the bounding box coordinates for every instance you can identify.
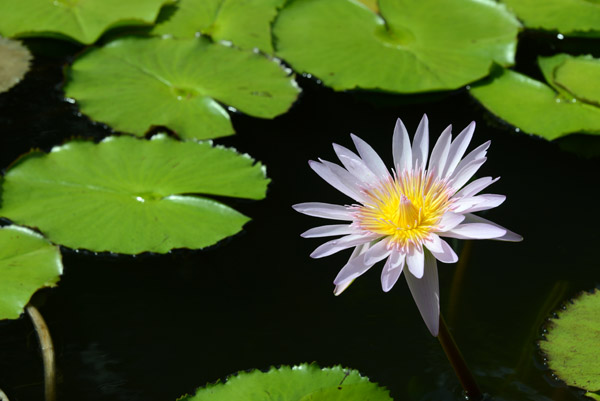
[1,33,599,401]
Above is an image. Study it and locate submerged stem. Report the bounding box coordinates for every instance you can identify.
[26,304,56,401]
[438,314,483,400]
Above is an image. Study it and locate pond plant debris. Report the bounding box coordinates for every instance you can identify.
[0,36,32,93]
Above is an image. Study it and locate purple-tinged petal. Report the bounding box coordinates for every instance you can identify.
[454,176,499,198]
[333,249,378,286]
[442,121,475,179]
[350,134,390,180]
[292,202,353,221]
[442,223,506,240]
[463,214,523,242]
[448,157,487,192]
[334,279,354,296]
[406,246,425,278]
[310,233,376,258]
[301,224,356,238]
[437,212,465,232]
[309,160,365,202]
[424,235,458,263]
[392,118,412,172]
[405,251,440,336]
[363,238,392,265]
[412,114,429,171]
[428,124,452,178]
[451,194,505,214]
[333,143,379,185]
[452,141,490,177]
[381,251,405,292]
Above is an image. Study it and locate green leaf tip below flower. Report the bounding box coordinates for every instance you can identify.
[273,0,519,93]
[0,134,270,255]
[64,36,300,140]
[0,225,63,320]
[539,289,600,394]
[176,363,392,401]
[0,0,171,44]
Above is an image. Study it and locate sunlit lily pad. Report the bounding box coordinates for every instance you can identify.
[0,37,33,93]
[0,0,170,44]
[0,134,269,254]
[470,68,600,140]
[178,364,392,401]
[64,36,299,139]
[273,0,519,92]
[0,226,62,320]
[551,55,600,106]
[153,0,284,53]
[501,0,600,36]
[539,289,600,399]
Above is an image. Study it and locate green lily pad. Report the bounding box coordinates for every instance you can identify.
[0,37,33,93]
[539,289,600,396]
[552,55,600,107]
[538,54,578,101]
[0,226,63,320]
[470,68,600,140]
[152,0,285,54]
[0,0,170,44]
[0,134,269,254]
[177,364,392,401]
[501,0,600,36]
[272,0,519,93]
[64,36,299,140]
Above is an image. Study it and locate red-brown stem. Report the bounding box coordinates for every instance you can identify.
[438,314,483,400]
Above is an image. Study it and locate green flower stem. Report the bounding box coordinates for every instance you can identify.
[26,304,56,401]
[438,314,483,400]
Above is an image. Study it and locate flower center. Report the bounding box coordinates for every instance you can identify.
[354,170,452,249]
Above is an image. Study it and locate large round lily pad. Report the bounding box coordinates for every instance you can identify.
[178,364,392,401]
[0,226,62,320]
[273,0,519,92]
[539,289,600,399]
[153,0,284,54]
[501,0,600,36]
[0,0,170,44]
[0,134,269,254]
[0,37,32,93]
[64,36,299,139]
[470,68,600,140]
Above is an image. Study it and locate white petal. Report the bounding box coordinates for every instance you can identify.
[442,223,506,240]
[424,235,458,263]
[451,194,505,214]
[333,239,370,296]
[406,246,425,278]
[381,251,405,292]
[350,134,390,180]
[442,121,475,179]
[405,251,440,336]
[412,114,429,170]
[333,249,377,285]
[310,234,376,258]
[363,238,392,265]
[448,157,487,192]
[292,202,353,221]
[437,212,465,232]
[428,124,452,178]
[333,143,379,185]
[454,176,499,198]
[301,224,356,238]
[463,214,523,242]
[309,160,365,202]
[452,140,490,177]
[392,118,412,173]
[334,279,354,296]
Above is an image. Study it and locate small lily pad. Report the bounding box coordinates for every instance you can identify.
[0,226,63,320]
[552,55,600,106]
[0,37,33,93]
[501,0,600,36]
[539,289,600,397]
[470,68,600,140]
[0,0,170,44]
[0,134,269,254]
[177,364,392,401]
[153,0,285,53]
[273,0,519,92]
[64,36,299,139]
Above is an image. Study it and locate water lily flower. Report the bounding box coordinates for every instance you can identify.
[293,115,522,336]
